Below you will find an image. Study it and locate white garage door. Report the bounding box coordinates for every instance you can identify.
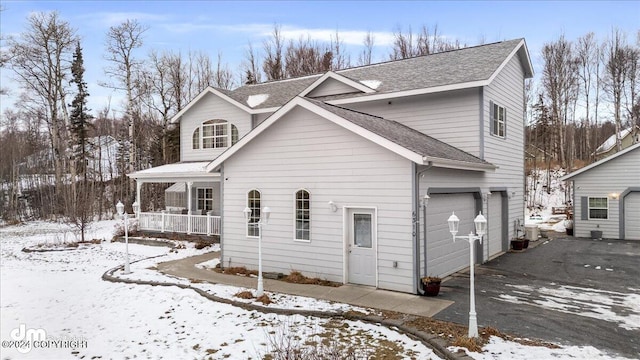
[624,192,640,240]
[487,193,504,258]
[426,193,476,277]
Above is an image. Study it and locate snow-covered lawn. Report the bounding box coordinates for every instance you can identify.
[1,220,632,359]
[0,221,436,359]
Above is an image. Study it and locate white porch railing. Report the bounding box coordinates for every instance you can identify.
[138,211,221,236]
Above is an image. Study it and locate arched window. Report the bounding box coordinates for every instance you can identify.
[295,190,310,241]
[192,120,239,149]
[192,128,200,149]
[247,189,261,237]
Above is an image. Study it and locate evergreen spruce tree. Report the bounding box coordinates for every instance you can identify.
[68,41,94,241]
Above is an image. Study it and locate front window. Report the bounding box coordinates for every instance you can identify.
[247,189,261,237]
[197,188,213,211]
[491,102,506,138]
[295,190,310,241]
[588,197,608,219]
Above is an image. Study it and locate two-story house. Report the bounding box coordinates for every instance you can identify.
[130,38,533,294]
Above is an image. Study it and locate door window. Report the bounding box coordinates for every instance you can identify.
[353,213,372,248]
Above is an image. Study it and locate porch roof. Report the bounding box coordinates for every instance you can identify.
[128,161,220,182]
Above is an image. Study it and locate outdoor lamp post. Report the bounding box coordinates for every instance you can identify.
[448,211,487,338]
[116,201,132,274]
[243,206,271,297]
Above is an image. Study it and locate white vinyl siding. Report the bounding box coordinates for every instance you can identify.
[180,92,251,161]
[344,88,481,157]
[484,54,526,242]
[222,106,414,293]
[588,197,608,219]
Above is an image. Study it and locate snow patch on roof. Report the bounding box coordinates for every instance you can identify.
[246,94,269,108]
[359,80,382,89]
[596,127,632,153]
[135,162,209,174]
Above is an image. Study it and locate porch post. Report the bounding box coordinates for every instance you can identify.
[161,210,166,233]
[207,211,212,236]
[135,181,143,218]
[187,181,193,234]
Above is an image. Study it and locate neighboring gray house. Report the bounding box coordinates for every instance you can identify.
[130,39,534,294]
[562,143,640,240]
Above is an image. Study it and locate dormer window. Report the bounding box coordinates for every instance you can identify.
[192,120,239,149]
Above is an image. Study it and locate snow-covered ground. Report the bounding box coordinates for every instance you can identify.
[0,220,631,359]
[526,168,571,232]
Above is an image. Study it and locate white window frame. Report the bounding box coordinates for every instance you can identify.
[588,197,608,220]
[293,189,310,242]
[193,120,239,150]
[196,187,214,211]
[491,102,506,138]
[246,189,261,238]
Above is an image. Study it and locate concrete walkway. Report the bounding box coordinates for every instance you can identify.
[157,252,453,318]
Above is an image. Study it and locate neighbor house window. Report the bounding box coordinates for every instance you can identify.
[193,120,239,149]
[247,189,261,237]
[294,190,310,241]
[491,101,506,138]
[588,197,608,219]
[197,188,213,211]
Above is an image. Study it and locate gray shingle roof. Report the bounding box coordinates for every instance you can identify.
[306,99,493,167]
[229,39,524,109]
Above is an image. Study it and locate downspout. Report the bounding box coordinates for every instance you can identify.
[414,161,433,295]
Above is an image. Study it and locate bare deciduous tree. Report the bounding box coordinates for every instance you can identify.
[358,31,375,66]
[103,18,148,197]
[263,24,285,81]
[8,11,77,208]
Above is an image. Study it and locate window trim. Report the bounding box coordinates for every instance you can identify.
[588,197,608,220]
[246,189,261,238]
[196,187,214,211]
[293,189,311,242]
[490,101,507,139]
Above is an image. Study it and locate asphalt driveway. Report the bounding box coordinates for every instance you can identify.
[433,235,640,359]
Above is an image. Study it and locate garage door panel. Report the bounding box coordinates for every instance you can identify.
[427,193,475,277]
[625,193,640,240]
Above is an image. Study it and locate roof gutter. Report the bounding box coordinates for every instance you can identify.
[422,156,497,172]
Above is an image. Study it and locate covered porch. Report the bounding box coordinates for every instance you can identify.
[128,162,222,236]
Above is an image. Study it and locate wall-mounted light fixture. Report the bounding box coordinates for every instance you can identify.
[609,193,620,200]
[328,201,338,212]
[421,195,430,207]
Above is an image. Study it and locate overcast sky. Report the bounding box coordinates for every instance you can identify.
[1,0,638,116]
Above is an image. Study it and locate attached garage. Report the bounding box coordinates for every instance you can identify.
[426,193,479,277]
[624,192,640,240]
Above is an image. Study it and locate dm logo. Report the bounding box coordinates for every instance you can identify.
[10,324,47,354]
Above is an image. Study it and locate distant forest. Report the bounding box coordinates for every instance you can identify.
[0,11,638,225]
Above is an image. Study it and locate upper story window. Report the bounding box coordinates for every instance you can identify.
[192,120,239,149]
[490,101,506,138]
[294,190,310,241]
[588,197,608,219]
[247,189,261,237]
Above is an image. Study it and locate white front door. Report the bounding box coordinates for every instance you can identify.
[347,208,376,286]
